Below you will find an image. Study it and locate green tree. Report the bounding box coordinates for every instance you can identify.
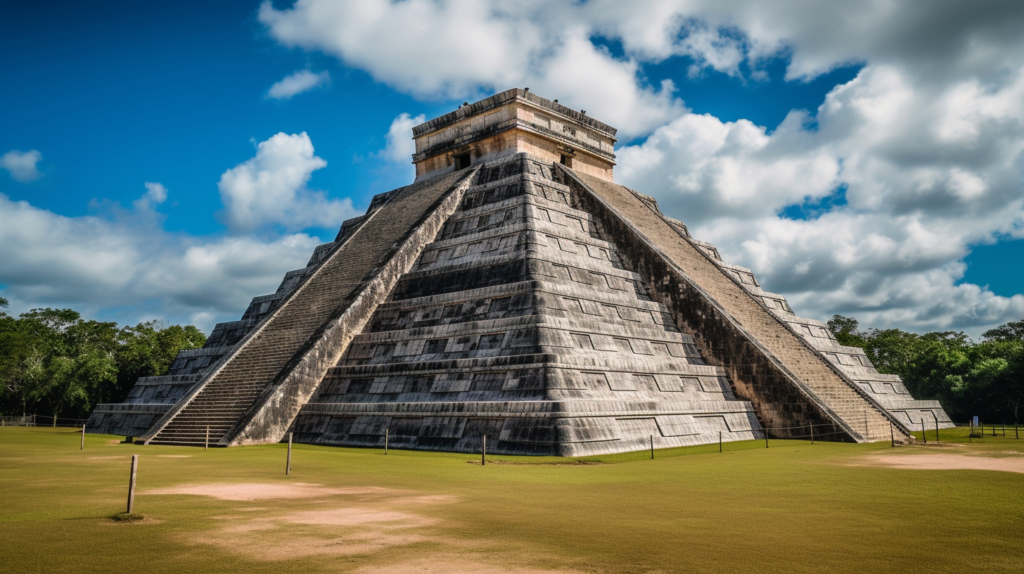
[827,315,868,348]
[18,310,119,424]
[0,305,208,421]
[982,320,1024,342]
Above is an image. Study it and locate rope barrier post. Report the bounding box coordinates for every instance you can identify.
[286,432,292,476]
[890,422,894,448]
[481,435,486,466]
[80,425,85,450]
[126,454,138,514]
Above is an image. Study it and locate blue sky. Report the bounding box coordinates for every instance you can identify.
[2,1,1022,336]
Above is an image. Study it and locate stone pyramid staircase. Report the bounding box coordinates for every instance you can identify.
[142,169,477,446]
[565,169,908,442]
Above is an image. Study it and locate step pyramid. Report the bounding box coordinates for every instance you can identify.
[88,88,951,453]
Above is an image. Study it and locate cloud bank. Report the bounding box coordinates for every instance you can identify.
[259,0,1024,335]
[0,133,355,330]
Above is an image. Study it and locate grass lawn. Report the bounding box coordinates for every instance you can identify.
[1,426,1022,573]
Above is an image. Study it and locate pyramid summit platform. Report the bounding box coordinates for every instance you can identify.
[88,89,952,455]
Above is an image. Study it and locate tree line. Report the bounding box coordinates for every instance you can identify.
[0,298,205,423]
[828,315,1024,424]
[3,295,1020,426]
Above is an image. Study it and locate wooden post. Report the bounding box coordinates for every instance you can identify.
[286,432,292,476]
[205,426,209,451]
[765,426,769,449]
[921,420,927,444]
[890,422,894,448]
[810,424,814,445]
[126,455,138,514]
[385,428,389,455]
[481,435,486,466]
[719,431,722,453]
[650,435,654,459]
[80,425,85,450]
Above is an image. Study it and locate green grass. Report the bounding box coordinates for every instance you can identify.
[1,426,1022,573]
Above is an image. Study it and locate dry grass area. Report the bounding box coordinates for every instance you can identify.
[1,426,1023,573]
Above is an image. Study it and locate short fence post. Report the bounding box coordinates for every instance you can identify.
[385,428,389,455]
[933,413,939,443]
[719,431,722,453]
[205,426,209,451]
[650,435,654,459]
[81,425,85,450]
[921,420,927,444]
[286,432,292,476]
[126,455,138,514]
[810,424,814,445]
[1016,425,1019,439]
[481,435,486,466]
[890,422,894,448]
[765,427,769,449]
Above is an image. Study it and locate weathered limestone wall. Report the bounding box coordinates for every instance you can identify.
[413,88,616,182]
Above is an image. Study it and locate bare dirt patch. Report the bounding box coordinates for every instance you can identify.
[156,481,461,561]
[354,557,586,574]
[144,482,393,501]
[858,453,1024,473]
[281,508,433,527]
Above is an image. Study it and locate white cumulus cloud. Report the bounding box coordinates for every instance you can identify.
[218,132,355,233]
[256,0,1024,335]
[619,61,1024,335]
[0,190,322,331]
[1,149,43,182]
[375,112,425,181]
[266,69,331,99]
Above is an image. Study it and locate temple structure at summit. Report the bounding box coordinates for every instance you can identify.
[88,89,953,455]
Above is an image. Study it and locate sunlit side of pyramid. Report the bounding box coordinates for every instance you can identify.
[89,89,952,454]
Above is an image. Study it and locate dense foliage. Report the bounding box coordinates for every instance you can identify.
[0,298,205,422]
[828,315,1024,424]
